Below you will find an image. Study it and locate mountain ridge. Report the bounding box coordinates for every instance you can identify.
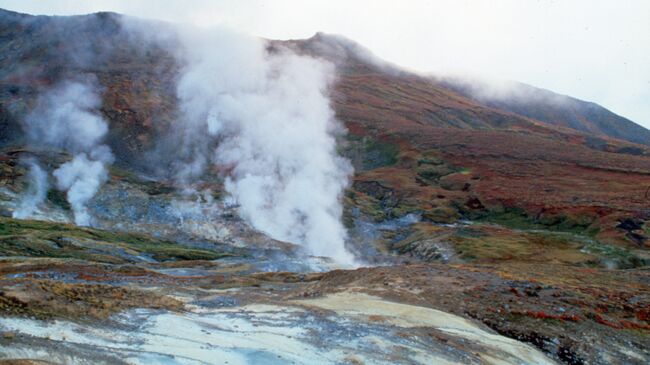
[0,9,649,364]
[437,75,650,145]
[0,9,648,247]
[295,31,650,145]
[1,8,648,146]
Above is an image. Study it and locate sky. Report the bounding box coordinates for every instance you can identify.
[1,0,649,130]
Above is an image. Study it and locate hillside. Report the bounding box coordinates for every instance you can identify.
[282,32,650,249]
[1,11,648,239]
[288,32,650,144]
[438,77,650,146]
[0,9,649,364]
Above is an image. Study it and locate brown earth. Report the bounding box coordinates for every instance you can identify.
[0,10,649,365]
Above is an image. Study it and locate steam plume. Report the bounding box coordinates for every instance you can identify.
[12,158,48,219]
[25,81,109,153]
[170,27,355,264]
[52,152,110,226]
[23,79,113,226]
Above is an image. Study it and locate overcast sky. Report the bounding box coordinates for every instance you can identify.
[2,0,649,130]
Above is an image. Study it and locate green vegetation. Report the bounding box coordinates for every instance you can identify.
[415,150,465,187]
[344,192,390,222]
[446,228,584,262]
[417,164,455,182]
[392,220,645,268]
[417,151,451,173]
[581,242,647,269]
[451,234,533,261]
[416,154,444,166]
[451,223,645,268]
[345,188,421,223]
[342,135,399,170]
[0,217,229,263]
[46,188,71,211]
[422,205,460,223]
[476,207,598,236]
[362,138,399,169]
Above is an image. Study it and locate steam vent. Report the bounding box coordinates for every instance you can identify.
[0,4,648,365]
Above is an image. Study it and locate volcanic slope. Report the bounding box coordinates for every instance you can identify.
[279,32,650,248]
[0,10,649,365]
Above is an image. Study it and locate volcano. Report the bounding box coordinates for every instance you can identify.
[0,9,648,365]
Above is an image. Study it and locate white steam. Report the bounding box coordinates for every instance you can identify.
[25,81,109,152]
[52,152,111,226]
[12,158,48,219]
[23,80,113,226]
[172,27,355,264]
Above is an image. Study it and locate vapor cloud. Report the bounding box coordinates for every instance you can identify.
[13,15,356,263]
[22,79,113,226]
[52,152,110,226]
[25,81,109,153]
[7,0,647,128]
[166,26,355,264]
[12,158,48,219]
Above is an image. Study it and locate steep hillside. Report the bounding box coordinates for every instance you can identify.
[439,77,650,146]
[1,10,649,248]
[0,10,649,364]
[284,33,650,249]
[0,9,178,167]
[287,33,650,145]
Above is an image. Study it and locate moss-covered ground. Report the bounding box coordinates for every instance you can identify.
[0,217,230,263]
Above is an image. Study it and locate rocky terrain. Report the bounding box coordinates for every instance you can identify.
[0,9,648,365]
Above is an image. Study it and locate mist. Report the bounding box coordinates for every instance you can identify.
[155,25,356,264]
[12,158,48,219]
[53,152,110,226]
[22,79,113,226]
[7,12,358,264]
[5,1,648,129]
